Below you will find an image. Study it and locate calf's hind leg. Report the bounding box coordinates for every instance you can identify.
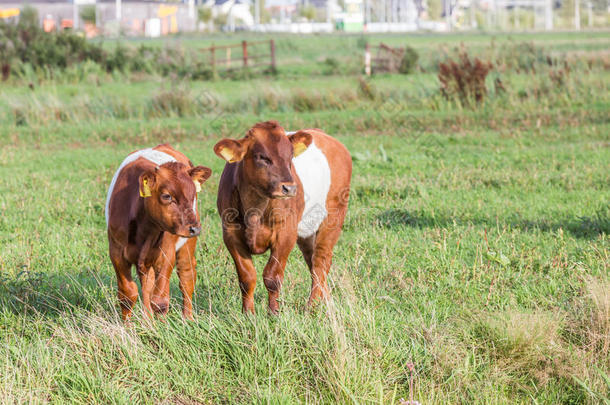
[297,234,315,271]
[305,207,348,306]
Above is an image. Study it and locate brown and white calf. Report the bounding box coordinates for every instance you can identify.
[214,121,352,314]
[105,144,211,320]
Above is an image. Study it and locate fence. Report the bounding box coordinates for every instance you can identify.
[201,40,276,74]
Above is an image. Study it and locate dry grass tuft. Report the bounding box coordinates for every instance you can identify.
[474,311,575,387]
[566,277,610,365]
[585,277,610,359]
[149,87,196,118]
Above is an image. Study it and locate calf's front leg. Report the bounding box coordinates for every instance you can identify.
[151,244,176,317]
[225,235,257,314]
[137,265,156,318]
[263,237,296,314]
[109,245,138,321]
[176,237,198,320]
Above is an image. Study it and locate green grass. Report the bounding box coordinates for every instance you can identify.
[1,32,609,404]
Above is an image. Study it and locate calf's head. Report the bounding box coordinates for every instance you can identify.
[139,162,212,237]
[213,121,312,199]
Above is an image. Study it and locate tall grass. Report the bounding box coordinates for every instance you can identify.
[3,67,608,128]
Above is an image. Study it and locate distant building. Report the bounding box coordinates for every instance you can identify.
[0,1,200,36]
[202,0,254,27]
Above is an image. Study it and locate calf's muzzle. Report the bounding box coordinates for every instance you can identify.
[281,183,297,197]
[189,225,201,237]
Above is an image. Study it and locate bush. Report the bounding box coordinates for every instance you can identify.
[104,43,129,72]
[399,46,418,75]
[322,57,340,75]
[0,7,253,82]
[80,5,96,24]
[0,6,109,78]
[197,6,212,24]
[438,50,492,105]
[0,33,16,80]
[299,5,316,21]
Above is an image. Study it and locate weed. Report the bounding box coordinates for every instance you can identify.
[438,49,492,105]
[358,77,377,100]
[399,46,419,75]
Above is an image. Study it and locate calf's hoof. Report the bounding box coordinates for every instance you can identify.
[182,311,195,321]
[151,298,169,315]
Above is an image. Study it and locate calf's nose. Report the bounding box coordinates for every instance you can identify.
[281,183,297,197]
[189,226,201,237]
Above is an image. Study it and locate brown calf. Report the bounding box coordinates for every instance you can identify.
[105,144,211,320]
[214,121,352,314]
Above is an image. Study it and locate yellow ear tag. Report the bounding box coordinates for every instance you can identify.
[193,180,201,193]
[140,179,152,198]
[293,142,308,157]
[219,147,235,163]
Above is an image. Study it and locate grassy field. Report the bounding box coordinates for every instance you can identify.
[0,32,609,403]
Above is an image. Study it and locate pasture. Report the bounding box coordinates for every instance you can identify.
[0,31,609,403]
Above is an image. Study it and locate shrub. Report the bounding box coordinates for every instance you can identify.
[0,7,254,82]
[322,57,340,75]
[197,6,212,24]
[214,13,228,28]
[79,5,96,24]
[105,43,129,72]
[438,50,492,105]
[399,46,418,75]
[0,34,16,80]
[299,5,316,21]
[0,6,108,77]
[16,5,40,38]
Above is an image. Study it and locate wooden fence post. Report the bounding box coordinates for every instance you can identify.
[270,39,276,71]
[226,47,231,68]
[365,43,371,76]
[242,40,248,68]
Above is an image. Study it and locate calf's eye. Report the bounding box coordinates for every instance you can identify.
[161,194,172,202]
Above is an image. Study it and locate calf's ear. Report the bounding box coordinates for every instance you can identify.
[189,166,212,192]
[214,139,248,163]
[288,131,313,157]
[139,171,156,198]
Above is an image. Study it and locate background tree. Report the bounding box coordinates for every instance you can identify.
[80,5,96,25]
